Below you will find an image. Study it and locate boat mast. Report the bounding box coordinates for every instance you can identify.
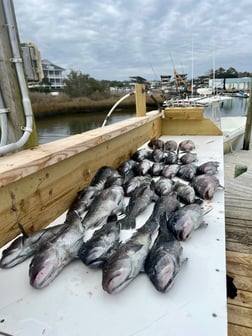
[212,39,216,94]
[191,36,194,97]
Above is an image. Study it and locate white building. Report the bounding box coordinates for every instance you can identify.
[41,59,65,90]
[209,77,251,91]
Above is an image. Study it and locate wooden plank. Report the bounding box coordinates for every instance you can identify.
[228,304,252,328]
[0,112,162,187]
[161,118,223,135]
[224,147,252,173]
[135,84,146,116]
[164,107,204,119]
[226,240,252,254]
[225,144,252,336]
[228,323,252,336]
[228,290,252,309]
[225,224,252,245]
[225,171,252,198]
[226,251,252,278]
[225,196,252,212]
[225,217,252,229]
[226,272,252,292]
[0,116,162,247]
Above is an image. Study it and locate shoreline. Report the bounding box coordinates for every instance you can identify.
[32,94,163,119]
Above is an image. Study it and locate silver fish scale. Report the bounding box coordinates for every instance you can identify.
[82,186,125,230]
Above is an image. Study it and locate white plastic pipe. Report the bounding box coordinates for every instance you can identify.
[0,0,33,155]
[0,91,8,146]
[102,91,135,127]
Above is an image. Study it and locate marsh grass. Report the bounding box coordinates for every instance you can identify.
[30,92,162,119]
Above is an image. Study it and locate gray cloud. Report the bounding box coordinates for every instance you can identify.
[14,0,252,80]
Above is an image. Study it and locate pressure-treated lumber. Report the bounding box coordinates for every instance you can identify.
[0,113,162,247]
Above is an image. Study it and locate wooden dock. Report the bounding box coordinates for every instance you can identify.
[224,146,252,336]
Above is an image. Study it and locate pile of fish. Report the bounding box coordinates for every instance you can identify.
[0,138,223,294]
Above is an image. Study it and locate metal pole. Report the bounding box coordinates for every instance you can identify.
[243,79,252,150]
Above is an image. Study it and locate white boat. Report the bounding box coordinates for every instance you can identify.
[163,94,233,108]
[234,90,250,98]
[162,97,207,107]
[221,116,247,153]
[206,101,247,153]
[196,94,233,106]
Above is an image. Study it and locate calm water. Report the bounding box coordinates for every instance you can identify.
[36,97,249,144]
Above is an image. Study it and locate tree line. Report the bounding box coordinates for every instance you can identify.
[207,67,252,79]
[52,67,252,98]
[63,70,126,98]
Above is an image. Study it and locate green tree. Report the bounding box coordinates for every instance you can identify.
[63,70,108,97]
[215,67,226,78]
[208,67,239,79]
[225,67,238,78]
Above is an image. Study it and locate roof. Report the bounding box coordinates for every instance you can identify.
[129,76,147,83]
[41,59,65,71]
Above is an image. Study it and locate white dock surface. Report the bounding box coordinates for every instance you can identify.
[0,136,227,336]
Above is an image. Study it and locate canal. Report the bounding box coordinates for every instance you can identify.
[36,97,249,145]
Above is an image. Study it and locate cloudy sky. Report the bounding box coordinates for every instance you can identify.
[13,0,252,81]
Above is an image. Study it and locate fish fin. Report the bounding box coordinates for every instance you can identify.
[18,223,29,239]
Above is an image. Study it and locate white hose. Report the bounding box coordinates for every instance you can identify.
[101,91,135,127]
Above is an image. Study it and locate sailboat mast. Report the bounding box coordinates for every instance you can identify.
[191,36,194,97]
[212,39,215,94]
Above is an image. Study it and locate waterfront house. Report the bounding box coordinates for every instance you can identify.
[41,59,65,90]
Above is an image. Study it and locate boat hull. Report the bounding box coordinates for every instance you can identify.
[221,116,246,153]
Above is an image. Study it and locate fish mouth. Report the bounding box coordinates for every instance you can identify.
[29,252,60,289]
[153,256,176,292]
[81,250,105,268]
[177,229,192,241]
[102,268,131,294]
[175,221,193,241]
[0,250,23,269]
[204,187,215,200]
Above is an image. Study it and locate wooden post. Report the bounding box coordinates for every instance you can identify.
[135,84,146,116]
[0,0,37,148]
[243,79,252,150]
